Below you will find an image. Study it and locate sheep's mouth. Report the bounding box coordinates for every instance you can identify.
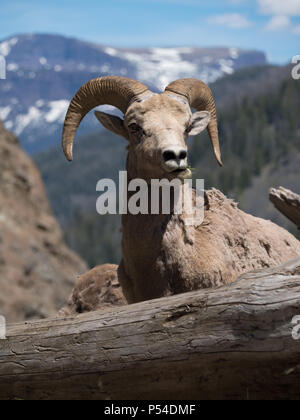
[170,168,192,180]
[172,168,186,174]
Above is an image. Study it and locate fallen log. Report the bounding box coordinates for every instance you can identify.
[270,187,300,229]
[0,257,300,400]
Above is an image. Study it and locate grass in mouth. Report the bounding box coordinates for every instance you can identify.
[187,165,195,172]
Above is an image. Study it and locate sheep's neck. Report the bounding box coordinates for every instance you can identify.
[123,155,198,246]
[121,164,198,300]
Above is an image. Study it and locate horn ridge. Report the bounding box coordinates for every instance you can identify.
[62,76,150,161]
[165,78,222,166]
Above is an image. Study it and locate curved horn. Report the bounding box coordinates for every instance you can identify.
[165,78,222,166]
[62,76,150,161]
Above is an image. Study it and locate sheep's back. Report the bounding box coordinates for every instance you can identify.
[192,189,300,287]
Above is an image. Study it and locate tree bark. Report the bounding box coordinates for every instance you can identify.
[0,257,300,400]
[270,187,300,229]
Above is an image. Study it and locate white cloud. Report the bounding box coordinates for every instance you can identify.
[258,0,300,16]
[258,0,300,33]
[207,13,252,29]
[265,15,291,31]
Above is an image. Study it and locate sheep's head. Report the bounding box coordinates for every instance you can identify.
[62,76,222,181]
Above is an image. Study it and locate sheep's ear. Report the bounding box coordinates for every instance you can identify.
[94,111,129,140]
[187,111,211,136]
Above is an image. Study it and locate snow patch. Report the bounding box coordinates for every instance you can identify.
[229,48,239,59]
[7,63,19,72]
[4,121,13,130]
[0,37,18,57]
[104,47,118,56]
[219,59,234,75]
[0,106,11,120]
[36,100,45,108]
[121,47,198,89]
[15,107,42,135]
[45,100,69,123]
[2,100,70,138]
[39,57,48,65]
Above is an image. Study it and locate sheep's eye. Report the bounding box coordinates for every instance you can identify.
[128,123,142,134]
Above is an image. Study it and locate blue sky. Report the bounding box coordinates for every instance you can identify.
[1,0,299,63]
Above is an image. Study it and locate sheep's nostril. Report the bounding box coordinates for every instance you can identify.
[163,149,187,162]
[163,150,177,162]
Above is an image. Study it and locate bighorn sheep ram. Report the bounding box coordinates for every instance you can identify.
[62,76,300,304]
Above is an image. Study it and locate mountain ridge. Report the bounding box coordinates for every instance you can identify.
[0,33,267,153]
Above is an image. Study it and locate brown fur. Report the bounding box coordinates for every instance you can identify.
[119,188,300,303]
[58,264,126,316]
[63,80,300,306]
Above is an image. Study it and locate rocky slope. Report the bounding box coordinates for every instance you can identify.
[0,121,87,322]
[0,33,267,153]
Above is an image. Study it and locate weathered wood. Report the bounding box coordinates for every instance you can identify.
[270,187,300,228]
[1,257,300,400]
